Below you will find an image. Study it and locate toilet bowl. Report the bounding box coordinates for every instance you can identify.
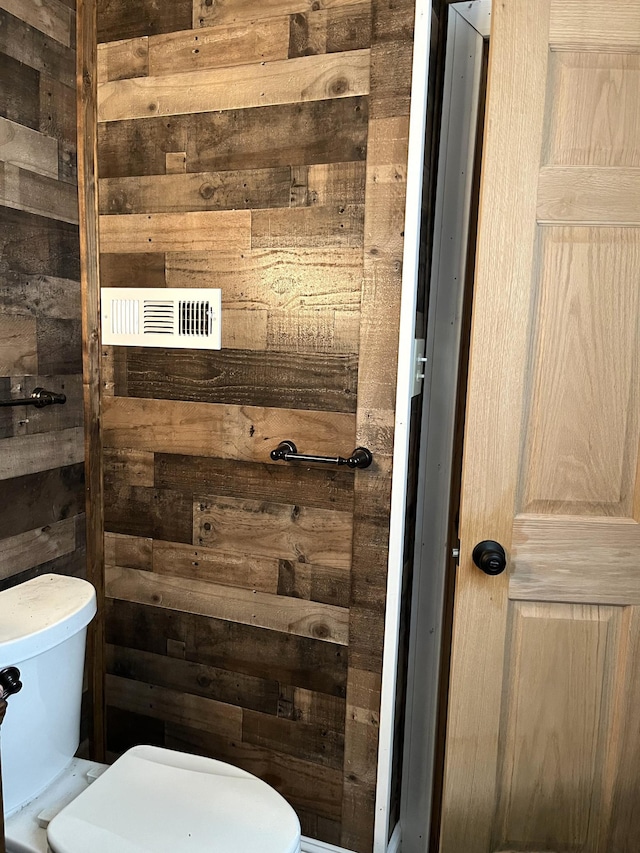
[1,574,301,853]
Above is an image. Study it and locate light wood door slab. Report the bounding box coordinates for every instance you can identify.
[440,2,640,851]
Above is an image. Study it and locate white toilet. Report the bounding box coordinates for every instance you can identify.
[1,574,301,853]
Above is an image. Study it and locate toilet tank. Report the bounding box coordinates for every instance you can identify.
[0,574,97,816]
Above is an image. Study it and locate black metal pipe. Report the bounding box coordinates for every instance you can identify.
[0,388,66,408]
[270,440,373,469]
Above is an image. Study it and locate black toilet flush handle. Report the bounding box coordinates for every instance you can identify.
[0,666,23,700]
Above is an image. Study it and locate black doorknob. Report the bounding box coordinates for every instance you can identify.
[0,666,23,698]
[472,540,507,576]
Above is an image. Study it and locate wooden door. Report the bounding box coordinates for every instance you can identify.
[440,1,640,851]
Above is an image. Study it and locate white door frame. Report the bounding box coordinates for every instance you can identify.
[372,0,433,849]
[376,3,491,852]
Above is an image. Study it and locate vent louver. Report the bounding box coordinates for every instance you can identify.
[144,301,174,335]
[101,288,221,350]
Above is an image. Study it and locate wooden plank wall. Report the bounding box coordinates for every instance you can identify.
[96,1,415,850]
[0,0,85,593]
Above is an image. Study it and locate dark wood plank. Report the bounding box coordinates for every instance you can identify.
[99,252,166,288]
[104,484,193,543]
[243,708,345,770]
[288,5,372,58]
[370,0,415,119]
[99,167,292,215]
[0,463,85,539]
[36,318,83,374]
[97,97,369,178]
[0,52,40,129]
[116,347,358,413]
[107,644,280,715]
[97,0,192,43]
[106,705,165,754]
[154,453,355,512]
[106,599,348,697]
[0,537,86,592]
[0,378,13,440]
[277,559,350,608]
[0,273,81,320]
[0,207,80,280]
[0,9,76,88]
[39,74,77,182]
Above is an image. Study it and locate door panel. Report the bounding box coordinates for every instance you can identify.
[440,1,640,851]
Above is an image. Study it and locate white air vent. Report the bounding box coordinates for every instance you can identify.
[101,288,221,349]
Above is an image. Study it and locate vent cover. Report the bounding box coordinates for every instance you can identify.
[101,288,221,349]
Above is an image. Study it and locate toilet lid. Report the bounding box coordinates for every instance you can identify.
[47,745,301,853]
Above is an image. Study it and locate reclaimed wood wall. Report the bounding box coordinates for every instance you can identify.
[96,1,415,850]
[0,0,84,592]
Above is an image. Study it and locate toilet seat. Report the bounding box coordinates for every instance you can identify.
[46,745,301,853]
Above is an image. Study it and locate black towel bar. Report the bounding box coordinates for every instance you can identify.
[270,440,373,470]
[0,388,67,408]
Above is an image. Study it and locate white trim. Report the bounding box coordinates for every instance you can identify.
[452,0,492,37]
[373,0,433,851]
[301,837,357,853]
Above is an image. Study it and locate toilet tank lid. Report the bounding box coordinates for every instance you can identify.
[0,574,96,667]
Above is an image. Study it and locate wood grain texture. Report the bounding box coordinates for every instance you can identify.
[97,36,149,83]
[103,396,356,462]
[550,0,640,49]
[0,116,58,178]
[97,50,371,122]
[154,453,355,512]
[545,52,640,168]
[99,210,251,253]
[0,207,80,279]
[537,167,640,225]
[252,203,365,248]
[0,463,85,540]
[106,597,348,697]
[99,167,292,214]
[193,0,368,29]
[97,0,192,43]
[100,252,165,288]
[0,162,79,224]
[106,673,243,740]
[511,517,640,605]
[0,51,40,129]
[107,566,350,644]
[105,483,193,543]
[152,539,280,594]
[194,495,353,570]
[0,518,77,580]
[112,346,358,412]
[107,644,281,715]
[0,427,83,480]
[148,19,290,77]
[96,0,416,845]
[288,4,372,58]
[97,96,368,178]
[0,8,75,88]
[0,0,72,47]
